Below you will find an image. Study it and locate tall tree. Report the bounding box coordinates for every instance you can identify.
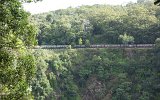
[0,0,37,99]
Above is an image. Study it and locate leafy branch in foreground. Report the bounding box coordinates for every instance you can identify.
[154,0,160,5]
[0,0,37,99]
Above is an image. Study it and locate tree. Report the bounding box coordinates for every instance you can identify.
[119,33,134,44]
[0,0,37,99]
[33,2,160,45]
[78,38,83,45]
[155,38,160,49]
[46,14,53,22]
[32,52,53,100]
[85,39,90,47]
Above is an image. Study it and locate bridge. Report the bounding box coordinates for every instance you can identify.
[33,44,155,49]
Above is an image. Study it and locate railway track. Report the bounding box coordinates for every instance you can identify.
[33,44,155,49]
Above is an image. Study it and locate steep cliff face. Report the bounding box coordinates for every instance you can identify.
[32,48,159,100]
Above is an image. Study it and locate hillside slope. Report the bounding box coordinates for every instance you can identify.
[32,1,160,45]
[31,48,160,100]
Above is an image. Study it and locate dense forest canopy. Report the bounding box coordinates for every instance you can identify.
[32,0,160,45]
[27,1,160,99]
[31,47,160,100]
[1,0,160,100]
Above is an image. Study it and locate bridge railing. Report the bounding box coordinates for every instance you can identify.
[33,44,155,49]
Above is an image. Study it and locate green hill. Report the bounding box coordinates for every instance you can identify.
[32,1,160,45]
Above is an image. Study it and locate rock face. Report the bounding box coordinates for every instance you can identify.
[82,76,106,100]
[82,75,119,100]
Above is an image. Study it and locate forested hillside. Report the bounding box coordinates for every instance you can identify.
[31,46,160,100]
[1,0,160,100]
[32,0,160,45]
[29,1,160,99]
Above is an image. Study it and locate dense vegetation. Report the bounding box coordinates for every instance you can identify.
[0,0,38,99]
[32,0,160,45]
[31,47,160,100]
[29,1,160,100]
[1,0,160,100]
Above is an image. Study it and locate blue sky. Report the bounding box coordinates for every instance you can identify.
[23,0,137,14]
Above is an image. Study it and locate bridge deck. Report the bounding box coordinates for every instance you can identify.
[33,44,155,49]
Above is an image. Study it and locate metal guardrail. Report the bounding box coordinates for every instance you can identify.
[33,44,155,49]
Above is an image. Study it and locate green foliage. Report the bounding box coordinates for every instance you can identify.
[28,1,160,100]
[0,0,37,99]
[31,52,53,100]
[31,48,160,100]
[0,0,37,48]
[119,33,134,44]
[46,14,53,22]
[0,49,36,99]
[33,2,160,45]
[155,38,160,49]
[78,38,83,45]
[85,39,90,47]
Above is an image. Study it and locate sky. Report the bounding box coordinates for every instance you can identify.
[23,0,137,14]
